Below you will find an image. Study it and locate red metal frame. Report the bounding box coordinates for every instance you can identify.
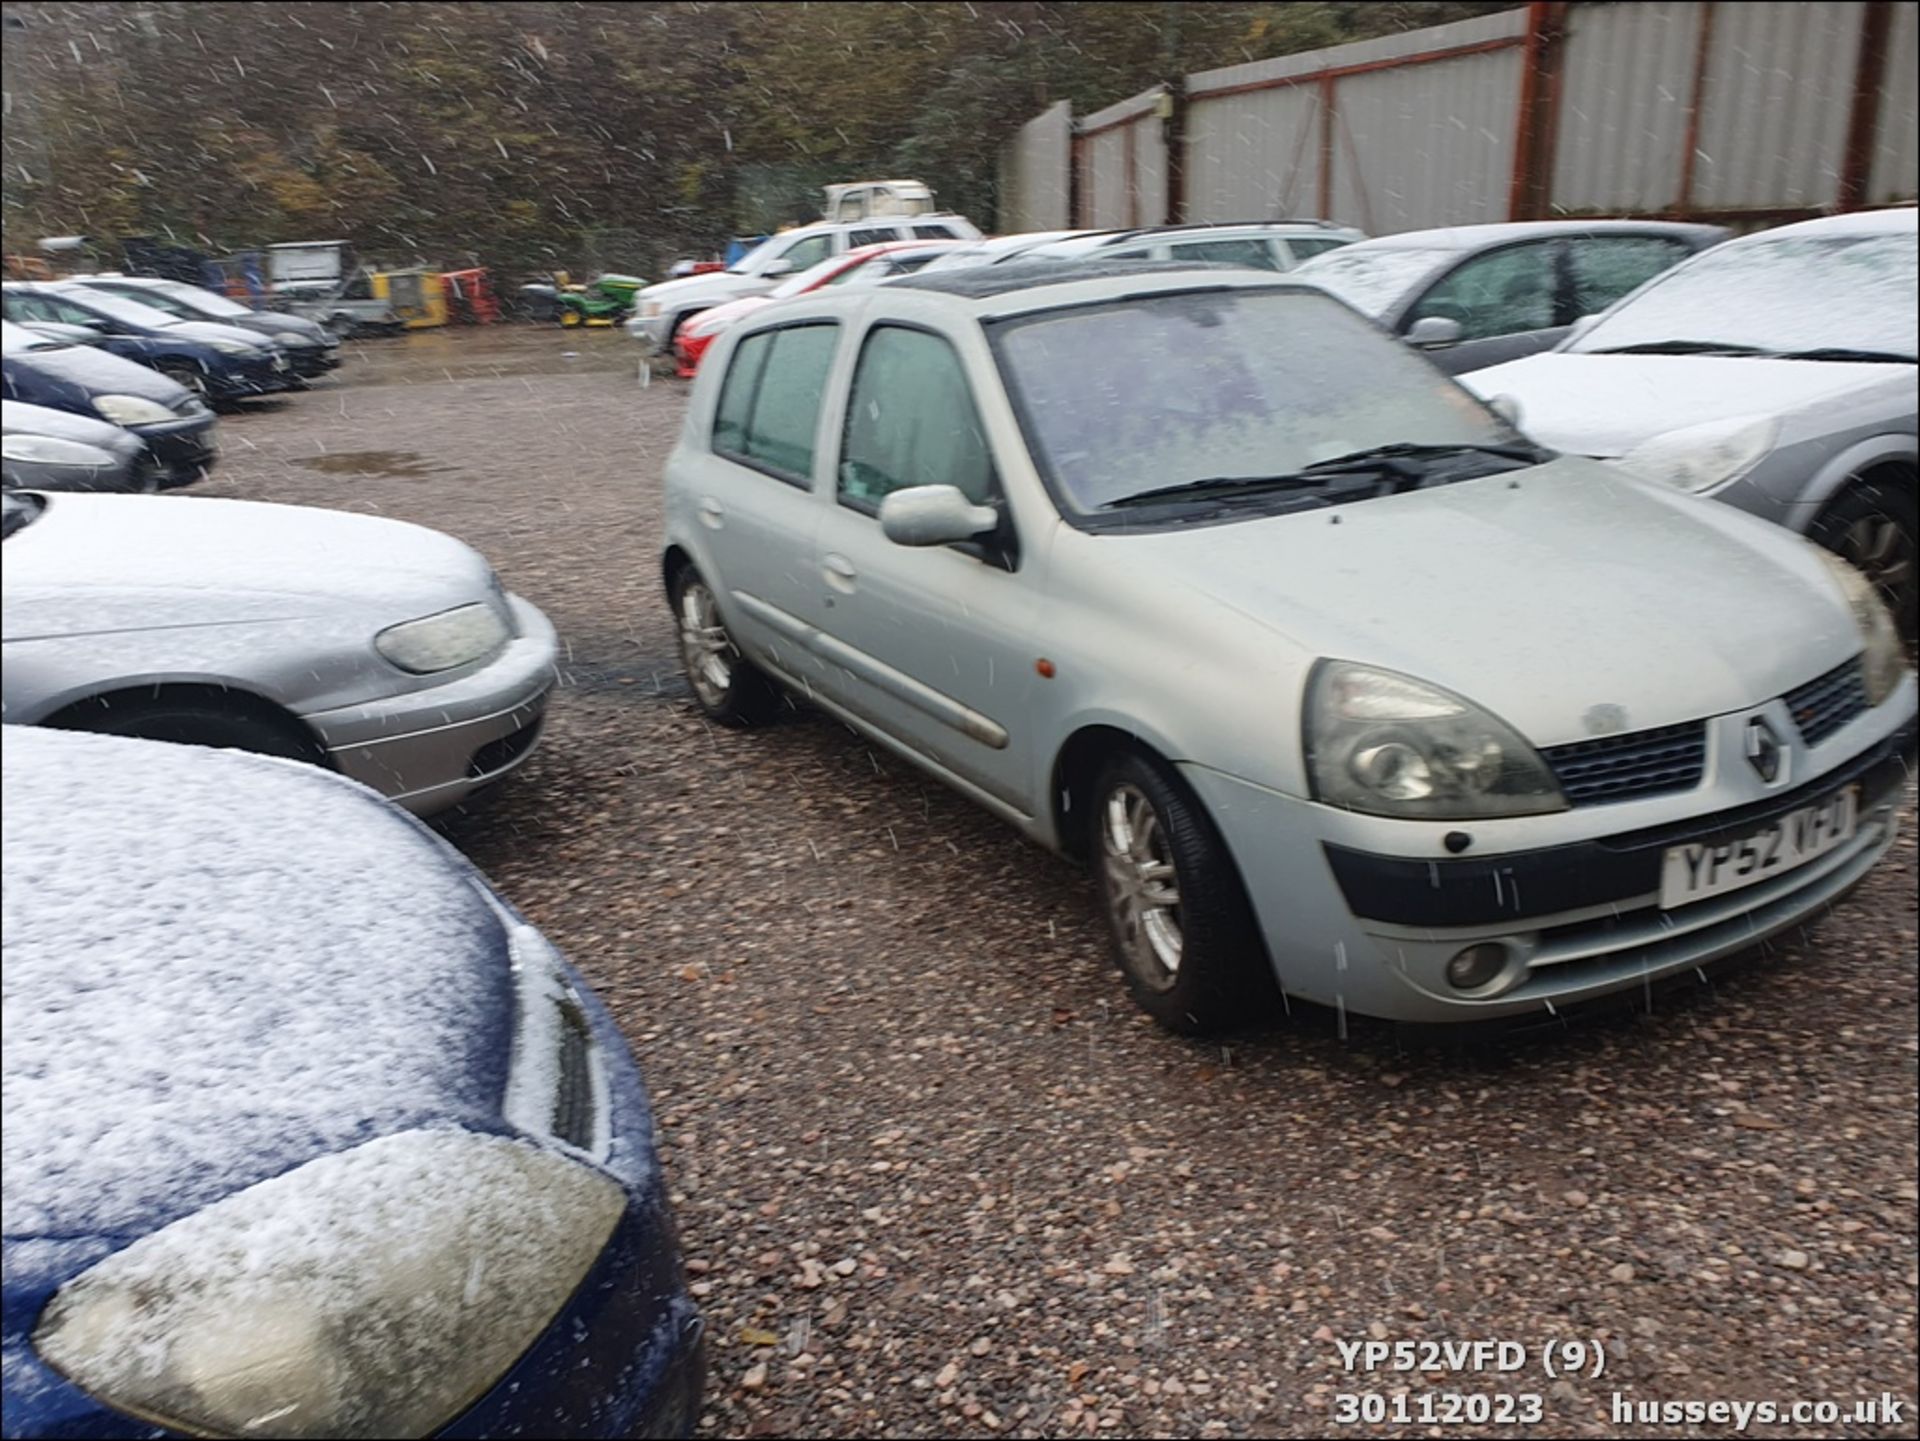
[1317,74,1337,219]
[1838,0,1895,210]
[1674,1,1718,211]
[1508,1,1569,221]
[1189,32,1525,106]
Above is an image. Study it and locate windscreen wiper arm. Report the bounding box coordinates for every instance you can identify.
[1102,474,1336,509]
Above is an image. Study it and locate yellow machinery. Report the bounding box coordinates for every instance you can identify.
[370,269,448,329]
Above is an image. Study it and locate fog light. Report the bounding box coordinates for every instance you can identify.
[1445,943,1508,991]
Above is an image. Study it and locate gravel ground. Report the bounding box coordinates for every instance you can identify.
[201,328,1917,1439]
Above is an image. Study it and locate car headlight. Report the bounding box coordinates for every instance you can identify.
[33,1129,626,1439]
[1306,660,1569,819]
[374,601,510,674]
[1,435,119,468]
[275,331,319,347]
[640,300,662,318]
[1815,548,1908,706]
[1613,415,1779,493]
[204,337,264,356]
[91,394,176,425]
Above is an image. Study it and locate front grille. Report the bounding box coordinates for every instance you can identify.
[467,715,542,777]
[1782,656,1867,748]
[1542,720,1707,807]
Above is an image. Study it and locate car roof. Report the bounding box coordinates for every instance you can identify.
[1328,219,1724,253]
[885,257,1299,310]
[1730,205,1917,241]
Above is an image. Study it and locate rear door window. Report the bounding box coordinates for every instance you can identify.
[1567,235,1691,317]
[913,223,962,240]
[847,228,897,251]
[1282,236,1350,263]
[713,323,839,486]
[839,326,994,510]
[1169,238,1280,270]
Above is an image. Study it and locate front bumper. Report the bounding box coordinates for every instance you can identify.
[673,331,715,379]
[635,312,673,352]
[303,595,560,816]
[203,351,293,398]
[1186,703,1917,1024]
[285,344,341,378]
[128,411,218,489]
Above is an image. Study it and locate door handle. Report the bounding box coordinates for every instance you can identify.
[697,497,724,529]
[822,552,858,594]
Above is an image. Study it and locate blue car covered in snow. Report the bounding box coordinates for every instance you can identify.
[0,729,704,1439]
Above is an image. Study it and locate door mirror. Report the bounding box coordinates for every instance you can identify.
[1565,313,1603,345]
[1486,393,1524,428]
[762,257,795,278]
[878,485,999,548]
[1406,315,1464,348]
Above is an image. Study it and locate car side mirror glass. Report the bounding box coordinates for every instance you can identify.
[1486,393,1524,428]
[1406,315,1464,348]
[878,485,1000,548]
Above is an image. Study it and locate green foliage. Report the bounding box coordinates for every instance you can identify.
[1,1,1516,272]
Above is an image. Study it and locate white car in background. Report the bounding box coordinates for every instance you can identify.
[1465,207,1918,633]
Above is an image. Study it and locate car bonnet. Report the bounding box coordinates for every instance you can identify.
[0,728,516,1255]
[1120,457,1859,747]
[1,342,192,407]
[1463,354,1912,458]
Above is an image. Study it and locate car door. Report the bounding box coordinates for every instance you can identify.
[8,293,148,366]
[809,321,1041,815]
[1399,239,1565,374]
[680,321,841,686]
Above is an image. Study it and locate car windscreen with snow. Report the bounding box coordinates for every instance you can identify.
[1571,230,1919,362]
[989,286,1535,521]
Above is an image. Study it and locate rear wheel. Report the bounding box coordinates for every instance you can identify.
[1809,473,1917,640]
[670,566,776,725]
[46,694,324,765]
[559,308,583,328]
[1089,749,1272,1034]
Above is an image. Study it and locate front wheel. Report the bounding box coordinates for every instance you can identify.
[671,566,776,725]
[1090,750,1272,1034]
[1808,474,1917,641]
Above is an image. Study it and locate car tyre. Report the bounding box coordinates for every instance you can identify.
[1809,474,1917,640]
[1089,749,1273,1034]
[46,696,323,764]
[670,565,776,725]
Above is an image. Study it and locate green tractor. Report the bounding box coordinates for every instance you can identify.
[555,272,647,328]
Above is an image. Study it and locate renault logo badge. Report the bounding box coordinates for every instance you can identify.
[1745,716,1784,784]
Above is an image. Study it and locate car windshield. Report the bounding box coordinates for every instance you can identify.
[1289,245,1457,318]
[162,284,251,318]
[990,287,1513,517]
[49,287,182,329]
[770,255,847,299]
[1571,231,1919,360]
[1,318,61,353]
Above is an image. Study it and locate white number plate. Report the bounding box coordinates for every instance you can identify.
[1659,787,1857,909]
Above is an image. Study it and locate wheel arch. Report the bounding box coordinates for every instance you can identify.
[1048,717,1188,862]
[1790,436,1918,529]
[39,680,331,765]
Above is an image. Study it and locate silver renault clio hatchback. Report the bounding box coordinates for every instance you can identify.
[661,261,1917,1034]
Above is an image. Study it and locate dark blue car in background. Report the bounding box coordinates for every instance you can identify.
[2,320,215,489]
[1,281,291,404]
[0,728,705,1440]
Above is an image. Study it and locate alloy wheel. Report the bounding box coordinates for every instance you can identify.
[1837,514,1915,617]
[1100,782,1183,984]
[677,579,737,710]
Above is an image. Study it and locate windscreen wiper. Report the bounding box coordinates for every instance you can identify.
[1102,474,1337,509]
[1768,347,1917,364]
[1590,340,1769,356]
[1296,441,1550,475]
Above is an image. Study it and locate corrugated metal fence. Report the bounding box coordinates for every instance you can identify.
[1000,1,1917,236]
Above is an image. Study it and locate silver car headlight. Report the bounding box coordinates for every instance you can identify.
[1612,415,1779,493]
[203,337,264,357]
[33,1129,625,1439]
[92,393,175,425]
[374,602,509,674]
[275,331,319,347]
[1306,660,1569,819]
[1,435,118,468]
[640,299,662,318]
[1815,548,1907,706]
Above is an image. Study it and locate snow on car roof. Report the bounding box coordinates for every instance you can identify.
[1734,205,1917,241]
[1331,218,1722,252]
[889,256,1276,301]
[1,728,514,1240]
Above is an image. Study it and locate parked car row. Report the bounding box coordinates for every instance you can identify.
[658,214,1917,1035]
[1,272,350,495]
